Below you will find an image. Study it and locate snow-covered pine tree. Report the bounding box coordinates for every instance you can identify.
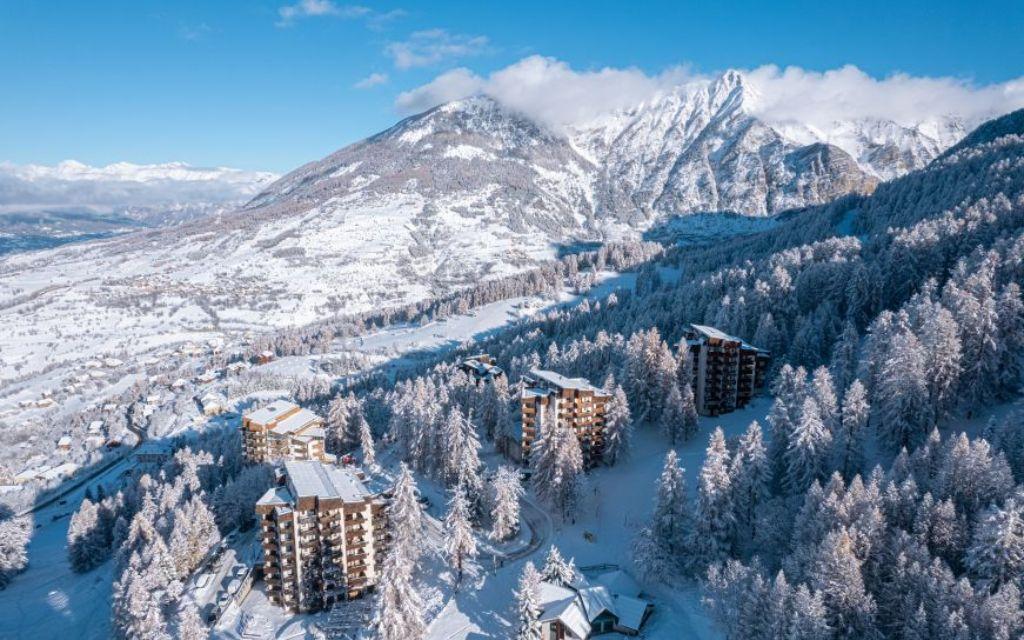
[918,303,963,426]
[390,463,425,565]
[443,488,477,586]
[691,427,735,572]
[513,561,542,640]
[651,450,690,558]
[788,584,832,640]
[541,545,578,587]
[661,383,688,445]
[603,384,633,465]
[326,394,351,454]
[0,516,29,589]
[373,544,426,640]
[829,320,860,394]
[834,380,869,479]
[489,465,523,541]
[811,367,838,432]
[679,381,699,441]
[785,397,833,495]
[731,421,771,544]
[531,403,585,520]
[965,498,1024,594]
[807,528,879,640]
[173,599,207,640]
[358,415,377,470]
[996,283,1024,398]
[68,497,108,573]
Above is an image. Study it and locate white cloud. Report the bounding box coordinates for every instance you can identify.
[354,72,389,89]
[395,56,1024,133]
[0,160,277,214]
[276,1,370,27]
[385,29,489,69]
[743,64,1024,130]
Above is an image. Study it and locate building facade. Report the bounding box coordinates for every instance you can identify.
[242,400,330,463]
[255,461,389,612]
[518,369,610,467]
[681,324,770,416]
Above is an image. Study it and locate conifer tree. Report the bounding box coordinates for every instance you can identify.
[359,415,377,470]
[835,380,869,479]
[603,384,633,465]
[691,427,735,572]
[731,421,771,542]
[513,561,542,640]
[651,450,690,557]
[489,466,523,541]
[785,397,832,494]
[443,488,477,586]
[541,545,578,587]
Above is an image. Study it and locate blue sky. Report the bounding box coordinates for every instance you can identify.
[1,0,1022,173]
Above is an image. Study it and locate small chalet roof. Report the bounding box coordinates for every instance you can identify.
[284,460,371,503]
[540,596,591,639]
[246,400,299,425]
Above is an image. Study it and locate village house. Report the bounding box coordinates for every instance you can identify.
[241,400,331,464]
[458,353,505,383]
[680,324,770,416]
[515,369,611,467]
[537,568,653,638]
[255,460,389,612]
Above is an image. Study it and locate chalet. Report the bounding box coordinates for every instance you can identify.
[258,350,275,365]
[256,461,389,611]
[201,392,227,416]
[516,369,610,467]
[57,435,72,453]
[459,354,505,383]
[241,400,330,464]
[537,568,653,638]
[681,324,770,416]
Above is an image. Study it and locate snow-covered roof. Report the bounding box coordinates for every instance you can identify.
[690,324,737,342]
[611,594,650,633]
[245,400,299,425]
[39,463,79,481]
[284,460,371,503]
[540,596,591,639]
[270,409,321,436]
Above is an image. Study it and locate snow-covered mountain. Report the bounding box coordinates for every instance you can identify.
[0,71,973,382]
[252,69,965,225]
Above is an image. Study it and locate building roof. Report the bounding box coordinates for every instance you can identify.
[690,324,738,342]
[536,568,652,636]
[527,369,607,395]
[284,460,372,503]
[245,400,299,425]
[271,408,321,435]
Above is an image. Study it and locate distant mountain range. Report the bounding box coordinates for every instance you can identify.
[0,161,276,255]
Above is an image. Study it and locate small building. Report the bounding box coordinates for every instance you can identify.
[38,463,80,482]
[57,436,73,453]
[517,369,611,467]
[537,568,653,638]
[241,400,329,464]
[201,392,228,416]
[681,324,770,416]
[459,354,505,384]
[87,420,104,435]
[135,441,172,465]
[257,350,275,365]
[256,460,389,611]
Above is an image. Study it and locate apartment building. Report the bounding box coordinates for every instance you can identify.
[242,400,330,464]
[681,324,770,416]
[459,353,505,384]
[256,461,389,612]
[517,369,611,467]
